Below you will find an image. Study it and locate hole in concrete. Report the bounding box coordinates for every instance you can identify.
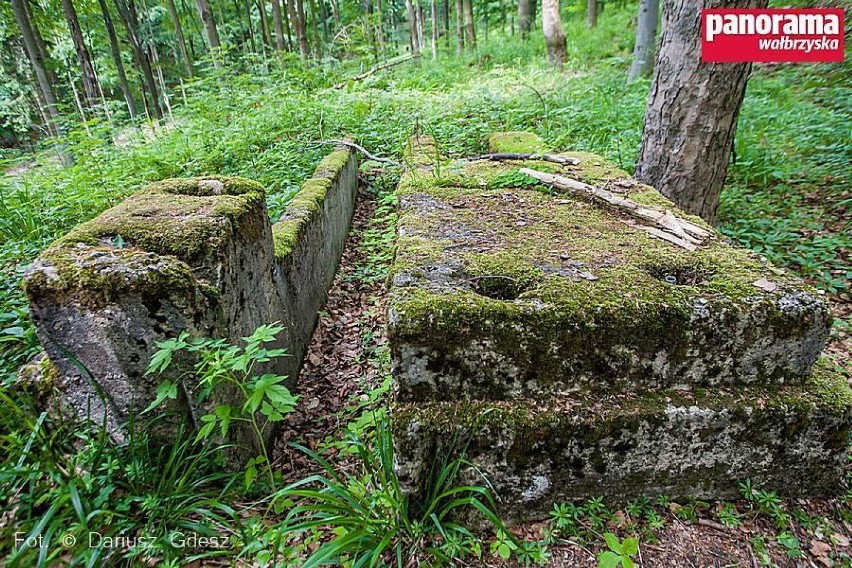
[468,275,529,300]
[646,265,714,286]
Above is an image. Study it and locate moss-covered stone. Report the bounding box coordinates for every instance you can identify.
[389,134,831,398]
[271,147,354,259]
[392,356,851,520]
[488,132,548,154]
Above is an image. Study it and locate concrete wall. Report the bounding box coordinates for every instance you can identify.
[21,146,358,454]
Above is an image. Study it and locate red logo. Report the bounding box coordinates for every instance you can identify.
[701,8,844,63]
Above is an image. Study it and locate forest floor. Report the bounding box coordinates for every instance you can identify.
[270,177,852,567]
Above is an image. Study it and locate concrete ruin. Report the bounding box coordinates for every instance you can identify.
[21,145,358,451]
[389,132,851,520]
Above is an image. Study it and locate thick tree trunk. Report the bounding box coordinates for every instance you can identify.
[628,0,658,80]
[115,0,162,119]
[518,0,533,38]
[165,0,193,75]
[97,0,138,116]
[194,0,221,50]
[454,0,464,53]
[61,0,100,107]
[634,0,767,224]
[10,0,60,135]
[541,0,565,66]
[586,0,597,27]
[462,0,475,49]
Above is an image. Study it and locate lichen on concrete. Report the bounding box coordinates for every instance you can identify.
[389,132,846,514]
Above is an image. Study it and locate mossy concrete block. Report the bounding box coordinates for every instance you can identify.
[393,359,851,521]
[271,145,359,384]
[388,135,831,400]
[23,176,287,441]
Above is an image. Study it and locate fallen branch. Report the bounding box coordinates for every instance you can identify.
[333,53,418,89]
[308,140,401,167]
[519,168,713,250]
[470,153,581,166]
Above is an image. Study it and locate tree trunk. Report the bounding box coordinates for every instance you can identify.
[288,0,309,57]
[194,0,221,50]
[518,0,533,38]
[405,0,419,52]
[307,0,321,53]
[165,0,193,75]
[455,0,464,53]
[586,0,597,27]
[281,0,293,50]
[61,0,100,107]
[462,0,475,49]
[97,0,138,116]
[271,0,286,50]
[627,0,658,80]
[115,0,162,119]
[10,0,60,135]
[541,0,565,66]
[430,0,438,58]
[258,0,273,48]
[634,0,767,224]
[442,0,450,47]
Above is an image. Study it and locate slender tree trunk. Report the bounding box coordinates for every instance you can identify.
[258,0,273,47]
[442,0,450,47]
[417,3,425,51]
[627,0,658,80]
[319,0,330,42]
[541,0,565,66]
[634,0,768,223]
[454,0,464,53]
[115,0,162,119]
[462,0,475,49]
[430,0,438,58]
[405,0,419,52]
[61,0,100,107]
[288,0,309,57]
[518,0,532,38]
[270,0,286,49]
[97,0,138,116]
[165,0,193,75]
[194,0,221,50]
[10,0,60,135]
[281,0,293,50]
[586,0,597,27]
[308,0,321,53]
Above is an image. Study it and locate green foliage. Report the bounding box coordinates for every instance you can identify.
[267,412,518,566]
[598,533,639,568]
[145,323,298,487]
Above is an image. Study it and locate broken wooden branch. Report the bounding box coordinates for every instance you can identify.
[309,140,401,167]
[519,168,713,250]
[470,153,581,166]
[333,53,418,89]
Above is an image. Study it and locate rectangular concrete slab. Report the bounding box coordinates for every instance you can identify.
[392,359,851,521]
[388,134,832,400]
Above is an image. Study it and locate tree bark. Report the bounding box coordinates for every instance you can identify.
[165,0,193,75]
[462,0,475,49]
[430,0,438,58]
[61,0,100,107]
[627,0,658,80]
[258,0,273,47]
[405,0,419,52]
[442,0,450,47]
[307,0,321,53]
[541,0,565,66]
[518,0,533,38]
[271,0,286,50]
[634,0,767,224]
[194,0,221,50]
[454,0,464,53]
[97,0,138,116]
[115,0,162,119]
[288,0,309,57]
[10,0,60,135]
[586,0,597,27]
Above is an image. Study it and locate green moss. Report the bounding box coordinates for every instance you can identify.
[146,176,264,197]
[270,148,352,259]
[487,132,547,154]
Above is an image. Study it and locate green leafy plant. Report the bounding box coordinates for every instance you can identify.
[268,412,514,566]
[145,323,298,487]
[598,533,639,568]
